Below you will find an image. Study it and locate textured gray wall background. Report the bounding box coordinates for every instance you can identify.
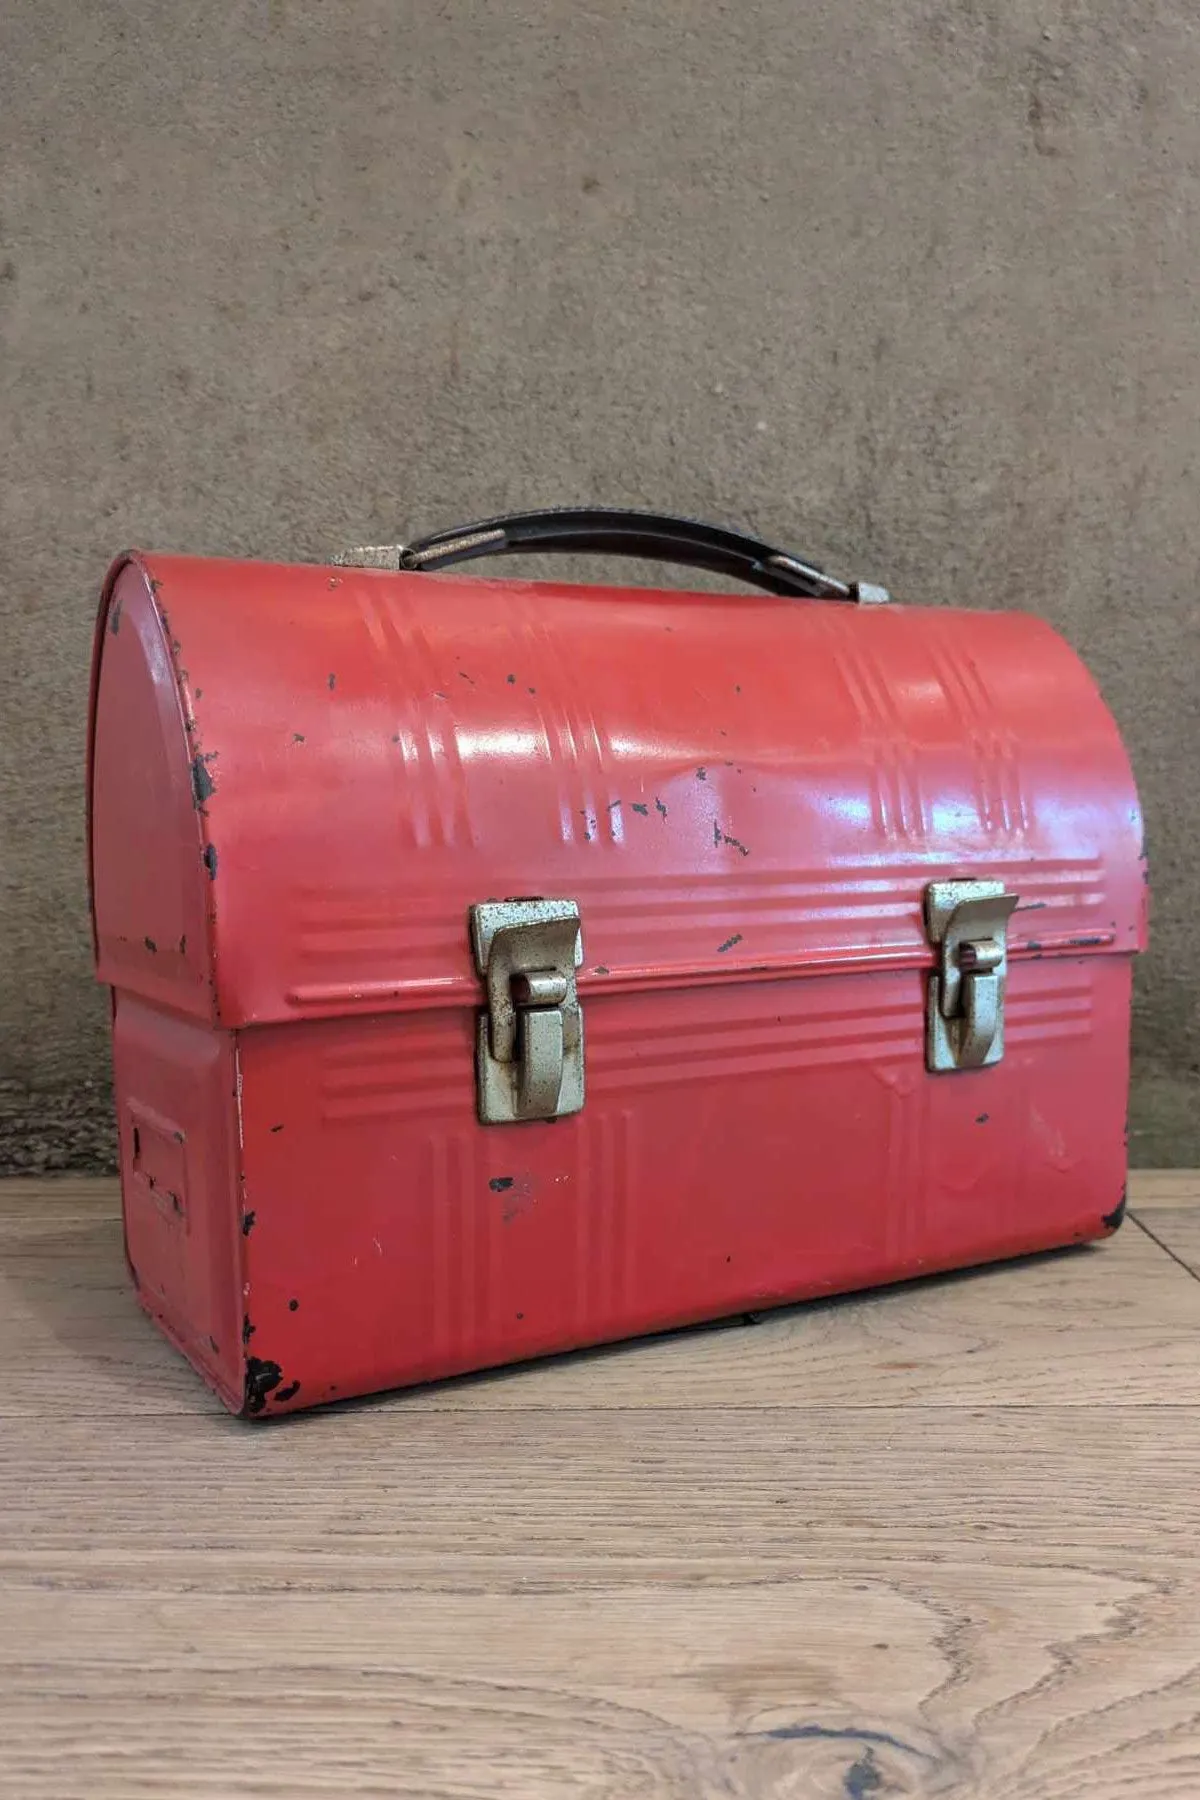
[2,0,1197,1169]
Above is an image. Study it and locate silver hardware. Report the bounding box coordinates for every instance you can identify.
[765,554,890,604]
[765,553,851,599]
[331,545,405,570]
[924,880,1019,1072]
[402,529,506,569]
[470,900,584,1125]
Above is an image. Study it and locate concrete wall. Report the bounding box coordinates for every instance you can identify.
[2,0,1197,1170]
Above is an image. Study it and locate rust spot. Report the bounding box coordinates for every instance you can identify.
[717,934,743,953]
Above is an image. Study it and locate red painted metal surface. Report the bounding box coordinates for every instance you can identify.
[89,551,1147,1416]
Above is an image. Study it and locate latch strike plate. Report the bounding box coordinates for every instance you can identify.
[924,880,1019,1073]
[469,899,584,1125]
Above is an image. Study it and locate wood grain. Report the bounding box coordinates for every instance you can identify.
[1,1174,1198,1797]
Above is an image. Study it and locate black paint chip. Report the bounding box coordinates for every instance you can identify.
[243,1357,283,1415]
[191,755,216,806]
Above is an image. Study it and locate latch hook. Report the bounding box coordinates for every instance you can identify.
[924,881,1019,1072]
[470,900,585,1124]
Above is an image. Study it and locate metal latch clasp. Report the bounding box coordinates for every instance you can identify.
[924,880,1019,1072]
[470,900,585,1125]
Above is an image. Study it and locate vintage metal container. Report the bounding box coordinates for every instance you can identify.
[88,508,1147,1416]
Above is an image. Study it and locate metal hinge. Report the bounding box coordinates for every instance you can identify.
[470,900,585,1125]
[924,880,1019,1072]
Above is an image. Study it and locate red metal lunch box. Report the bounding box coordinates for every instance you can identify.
[87,508,1147,1417]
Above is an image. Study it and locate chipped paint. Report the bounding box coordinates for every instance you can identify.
[190,755,216,806]
[1102,1190,1127,1232]
[243,1356,282,1414]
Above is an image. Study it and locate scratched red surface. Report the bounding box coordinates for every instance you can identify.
[88,552,1146,1415]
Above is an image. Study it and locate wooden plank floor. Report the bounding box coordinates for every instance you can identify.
[2,1175,1199,1799]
